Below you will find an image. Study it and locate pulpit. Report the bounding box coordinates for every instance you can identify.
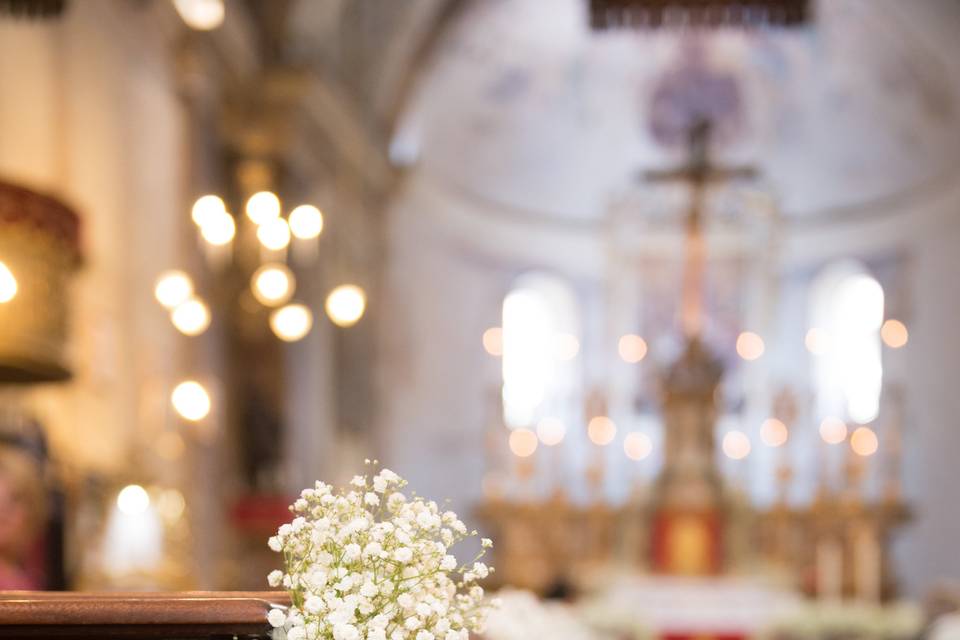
[0,591,290,639]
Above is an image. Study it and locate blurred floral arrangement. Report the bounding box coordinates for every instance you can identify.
[484,589,598,640]
[576,594,655,640]
[759,602,923,640]
[266,464,496,640]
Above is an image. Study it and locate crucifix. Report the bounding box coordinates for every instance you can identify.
[644,119,757,339]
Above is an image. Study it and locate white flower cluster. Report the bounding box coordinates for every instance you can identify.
[484,590,596,640]
[266,466,495,640]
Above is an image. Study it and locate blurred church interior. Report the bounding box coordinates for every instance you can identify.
[1,0,960,637]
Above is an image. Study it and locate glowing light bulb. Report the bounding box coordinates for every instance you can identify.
[553,333,580,360]
[618,334,647,363]
[171,380,211,421]
[819,417,848,444]
[251,263,295,307]
[116,484,150,515]
[325,285,366,327]
[257,217,291,251]
[289,205,324,239]
[623,432,652,460]
[245,191,281,225]
[881,319,908,349]
[270,303,313,342]
[587,416,617,446]
[760,418,788,447]
[722,430,751,459]
[172,0,224,30]
[171,298,211,336]
[190,194,226,228]
[200,210,236,245]
[805,327,829,355]
[850,426,879,456]
[508,428,538,457]
[536,418,565,446]
[154,270,193,309]
[0,262,18,303]
[736,331,765,361]
[482,327,503,356]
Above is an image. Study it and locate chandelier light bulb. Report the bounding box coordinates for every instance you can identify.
[200,210,236,246]
[171,380,211,421]
[881,319,909,349]
[819,417,848,444]
[171,297,211,336]
[850,426,879,456]
[736,331,765,361]
[325,284,367,327]
[0,261,18,303]
[760,418,788,447]
[116,484,150,515]
[172,0,225,30]
[270,303,313,342]
[154,270,194,309]
[252,263,295,307]
[190,194,226,227]
[245,191,281,225]
[288,204,324,239]
[257,217,291,251]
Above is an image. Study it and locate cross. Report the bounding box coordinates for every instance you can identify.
[643,119,756,338]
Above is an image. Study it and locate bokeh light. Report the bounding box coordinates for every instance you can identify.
[587,416,617,446]
[736,331,765,361]
[618,334,647,363]
[623,432,653,460]
[199,210,236,246]
[288,205,324,239]
[116,484,150,515]
[245,191,281,225]
[325,285,366,327]
[536,417,566,446]
[270,303,313,342]
[251,263,295,307]
[257,217,291,251]
[190,194,226,228]
[171,298,211,336]
[881,319,909,349]
[171,380,211,421]
[722,430,751,459]
[804,327,829,355]
[482,327,503,356]
[154,270,193,309]
[819,416,848,444]
[850,426,879,456]
[172,0,224,30]
[508,428,538,457]
[760,418,788,447]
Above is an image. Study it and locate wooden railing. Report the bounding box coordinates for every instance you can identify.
[0,591,291,639]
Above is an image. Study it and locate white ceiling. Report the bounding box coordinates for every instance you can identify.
[396,0,960,222]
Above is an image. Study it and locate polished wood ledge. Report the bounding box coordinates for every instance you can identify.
[0,591,291,639]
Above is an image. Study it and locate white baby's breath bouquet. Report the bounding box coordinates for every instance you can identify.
[266,464,495,640]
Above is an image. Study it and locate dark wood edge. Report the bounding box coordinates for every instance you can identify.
[0,591,292,627]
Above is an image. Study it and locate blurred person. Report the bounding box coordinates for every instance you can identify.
[0,445,45,589]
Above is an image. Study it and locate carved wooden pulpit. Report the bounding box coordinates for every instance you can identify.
[0,591,290,639]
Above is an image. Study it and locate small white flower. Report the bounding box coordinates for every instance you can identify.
[405,617,422,630]
[267,608,286,628]
[440,555,457,571]
[416,631,435,640]
[267,570,283,587]
[351,475,367,487]
[481,538,493,548]
[288,627,306,640]
[365,492,380,506]
[394,547,413,563]
[268,536,282,552]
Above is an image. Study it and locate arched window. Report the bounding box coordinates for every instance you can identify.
[809,261,884,424]
[501,273,580,430]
